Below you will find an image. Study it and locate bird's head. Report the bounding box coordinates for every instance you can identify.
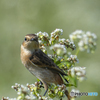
[22,34,39,50]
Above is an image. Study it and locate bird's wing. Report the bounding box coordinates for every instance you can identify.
[29,49,66,75]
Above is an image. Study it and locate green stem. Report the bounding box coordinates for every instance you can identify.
[75,47,80,56]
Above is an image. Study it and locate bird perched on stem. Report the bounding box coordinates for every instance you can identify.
[21,34,70,100]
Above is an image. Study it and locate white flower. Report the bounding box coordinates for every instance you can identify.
[15,83,19,86]
[74,30,84,34]
[69,34,75,42]
[70,30,97,53]
[41,46,47,53]
[17,96,22,100]
[78,40,84,47]
[69,30,84,42]
[38,40,43,44]
[11,86,14,89]
[67,55,78,63]
[59,38,66,42]
[86,31,92,37]
[31,84,35,87]
[36,31,42,36]
[77,35,82,39]
[39,96,42,100]
[17,88,21,95]
[26,83,29,86]
[50,29,63,43]
[42,32,49,37]
[51,32,54,37]
[9,98,17,100]
[54,28,63,35]
[22,86,29,94]
[70,67,86,81]
[29,92,36,99]
[50,44,67,55]
[92,33,97,40]
[36,31,49,40]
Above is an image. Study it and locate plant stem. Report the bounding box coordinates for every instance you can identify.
[75,48,80,56]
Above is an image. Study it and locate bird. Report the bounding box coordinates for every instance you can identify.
[21,34,70,100]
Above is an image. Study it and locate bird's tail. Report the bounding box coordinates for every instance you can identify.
[61,74,69,83]
[65,89,71,100]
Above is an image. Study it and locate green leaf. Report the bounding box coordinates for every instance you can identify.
[65,76,77,87]
[65,84,74,87]
[55,60,61,65]
[37,79,40,82]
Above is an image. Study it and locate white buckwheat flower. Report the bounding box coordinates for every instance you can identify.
[69,30,97,53]
[50,44,66,55]
[70,67,86,81]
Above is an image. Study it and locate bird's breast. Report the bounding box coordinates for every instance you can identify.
[21,45,32,66]
[27,65,57,84]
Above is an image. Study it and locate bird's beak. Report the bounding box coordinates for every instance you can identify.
[30,38,35,41]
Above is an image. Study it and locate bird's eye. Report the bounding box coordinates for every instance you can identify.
[25,38,27,41]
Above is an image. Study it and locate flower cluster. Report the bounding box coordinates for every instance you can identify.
[36,29,76,56]
[57,54,79,71]
[36,31,50,46]
[12,82,41,100]
[2,82,52,100]
[50,29,63,44]
[69,30,97,53]
[69,67,86,81]
[36,29,63,46]
[48,84,67,99]
[36,31,49,39]
[59,39,76,50]
[50,44,66,56]
[2,83,69,100]
[67,55,79,64]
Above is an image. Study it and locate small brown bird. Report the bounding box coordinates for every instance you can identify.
[21,34,70,100]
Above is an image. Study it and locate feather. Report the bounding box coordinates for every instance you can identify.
[29,49,66,76]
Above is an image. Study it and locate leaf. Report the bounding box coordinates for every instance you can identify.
[55,60,61,65]
[65,76,77,87]
[37,79,40,82]
[65,84,75,87]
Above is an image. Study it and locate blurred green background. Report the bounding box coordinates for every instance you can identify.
[0,0,100,100]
